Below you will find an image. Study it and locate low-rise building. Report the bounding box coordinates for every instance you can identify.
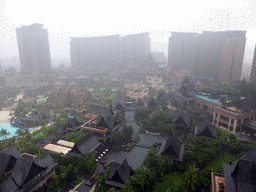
[105,158,133,189]
[68,132,101,157]
[213,101,255,133]
[0,146,58,192]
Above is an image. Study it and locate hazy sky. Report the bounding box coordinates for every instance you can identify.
[1,0,256,60]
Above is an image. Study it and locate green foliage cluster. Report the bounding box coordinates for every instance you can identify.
[134,107,152,125]
[181,129,254,172]
[171,164,211,192]
[0,128,10,140]
[110,124,134,152]
[128,143,135,151]
[51,152,97,189]
[64,131,88,143]
[143,148,173,176]
[167,92,178,108]
[140,110,177,135]
[188,108,213,130]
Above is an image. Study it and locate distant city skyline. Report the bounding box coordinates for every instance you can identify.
[1,0,256,60]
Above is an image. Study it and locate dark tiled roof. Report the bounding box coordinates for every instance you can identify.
[112,100,125,110]
[194,119,218,140]
[223,144,256,192]
[69,132,100,157]
[89,104,114,116]
[0,153,58,192]
[56,124,66,134]
[179,77,196,97]
[172,111,189,127]
[157,134,185,161]
[106,158,132,188]
[111,90,126,110]
[35,113,49,121]
[67,116,79,129]
[147,97,158,109]
[31,110,39,116]
[96,115,117,130]
[158,90,167,98]
[242,119,256,131]
[0,146,22,178]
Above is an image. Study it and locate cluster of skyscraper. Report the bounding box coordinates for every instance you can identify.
[70,33,151,71]
[16,23,247,84]
[168,31,246,84]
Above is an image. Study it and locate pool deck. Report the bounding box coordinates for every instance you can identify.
[0,111,12,123]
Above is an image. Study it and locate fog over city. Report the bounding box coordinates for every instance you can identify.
[1,0,256,63]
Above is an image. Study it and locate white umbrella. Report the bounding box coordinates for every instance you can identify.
[96,159,98,162]
[101,154,103,157]
[98,156,101,159]
[105,149,108,151]
[103,152,106,154]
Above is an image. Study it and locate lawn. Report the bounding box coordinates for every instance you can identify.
[154,172,182,192]
[202,152,237,173]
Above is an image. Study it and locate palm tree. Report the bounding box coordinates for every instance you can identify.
[0,128,10,140]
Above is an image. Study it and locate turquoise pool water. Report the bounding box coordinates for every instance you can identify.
[0,123,34,141]
[196,95,220,103]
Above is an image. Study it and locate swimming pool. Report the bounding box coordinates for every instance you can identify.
[196,95,220,103]
[0,123,34,141]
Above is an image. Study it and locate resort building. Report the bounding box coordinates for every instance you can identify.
[110,90,126,111]
[105,158,133,189]
[146,97,158,110]
[0,147,58,192]
[137,52,167,76]
[194,119,218,141]
[172,111,190,134]
[211,144,256,192]
[68,132,101,158]
[146,76,163,84]
[157,133,185,162]
[213,100,255,134]
[16,23,51,74]
[43,144,72,155]
[80,105,120,142]
[126,83,149,101]
[175,77,221,112]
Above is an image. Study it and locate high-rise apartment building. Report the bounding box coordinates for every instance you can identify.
[122,33,151,69]
[70,35,122,71]
[168,32,198,73]
[168,31,246,84]
[70,33,151,72]
[249,45,256,85]
[16,23,51,74]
